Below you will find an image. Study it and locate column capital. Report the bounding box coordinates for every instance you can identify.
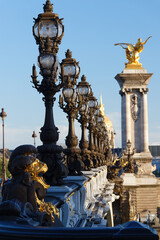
[119,88,132,96]
[139,88,149,94]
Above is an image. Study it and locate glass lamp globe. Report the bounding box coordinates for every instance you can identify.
[39,54,55,68]
[98,115,103,123]
[38,54,56,77]
[33,0,64,48]
[63,87,74,102]
[88,90,97,109]
[79,102,88,115]
[95,108,99,117]
[61,49,80,84]
[0,108,7,121]
[77,75,90,97]
[34,21,58,38]
[52,56,61,80]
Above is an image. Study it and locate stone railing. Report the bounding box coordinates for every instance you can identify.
[45,166,119,227]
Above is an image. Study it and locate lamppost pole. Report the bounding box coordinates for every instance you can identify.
[0,108,7,185]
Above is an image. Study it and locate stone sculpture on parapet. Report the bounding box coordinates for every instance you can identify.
[0,145,63,227]
[114,36,152,68]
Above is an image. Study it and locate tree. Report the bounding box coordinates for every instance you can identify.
[0,157,11,179]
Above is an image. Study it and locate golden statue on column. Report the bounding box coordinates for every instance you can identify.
[114,36,151,68]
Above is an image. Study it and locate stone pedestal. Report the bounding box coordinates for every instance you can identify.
[120,173,160,223]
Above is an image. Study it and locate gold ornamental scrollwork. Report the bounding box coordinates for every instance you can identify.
[26,157,60,223]
[66,192,75,212]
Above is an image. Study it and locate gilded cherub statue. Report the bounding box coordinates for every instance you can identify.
[114,36,151,66]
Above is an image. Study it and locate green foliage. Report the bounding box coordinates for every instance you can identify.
[0,157,11,179]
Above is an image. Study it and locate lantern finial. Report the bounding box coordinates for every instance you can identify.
[65,49,72,58]
[43,0,53,13]
[81,75,86,82]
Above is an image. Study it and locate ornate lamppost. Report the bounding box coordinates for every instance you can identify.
[96,111,104,166]
[94,106,100,151]
[92,106,100,166]
[90,108,99,168]
[32,131,37,147]
[123,140,136,173]
[31,0,68,185]
[76,75,92,170]
[0,108,7,185]
[88,92,98,167]
[59,49,84,175]
[101,121,109,165]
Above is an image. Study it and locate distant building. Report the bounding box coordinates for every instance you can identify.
[99,94,115,149]
[149,145,160,157]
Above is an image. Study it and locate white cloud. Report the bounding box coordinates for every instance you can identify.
[0,125,42,150]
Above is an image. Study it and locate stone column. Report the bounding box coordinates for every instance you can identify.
[140,88,149,153]
[120,88,132,149]
[115,70,152,152]
[115,69,153,174]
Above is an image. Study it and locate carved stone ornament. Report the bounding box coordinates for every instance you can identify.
[0,145,63,227]
[130,94,139,121]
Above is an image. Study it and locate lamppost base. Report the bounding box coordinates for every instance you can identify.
[37,143,68,186]
[91,152,99,168]
[64,148,84,176]
[81,149,94,171]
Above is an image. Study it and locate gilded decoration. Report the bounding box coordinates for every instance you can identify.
[114,36,151,68]
[26,157,60,222]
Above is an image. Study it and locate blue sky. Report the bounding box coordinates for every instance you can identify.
[0,0,160,149]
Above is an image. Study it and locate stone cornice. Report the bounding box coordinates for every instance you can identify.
[115,73,153,89]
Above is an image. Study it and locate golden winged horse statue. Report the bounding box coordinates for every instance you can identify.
[114,36,151,65]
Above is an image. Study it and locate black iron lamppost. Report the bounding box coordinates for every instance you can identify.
[59,50,84,175]
[76,75,92,170]
[97,112,104,166]
[87,93,98,167]
[93,107,100,166]
[88,92,97,151]
[103,129,110,164]
[32,131,37,147]
[101,121,108,165]
[94,107,99,152]
[98,122,104,165]
[0,108,7,185]
[31,0,68,185]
